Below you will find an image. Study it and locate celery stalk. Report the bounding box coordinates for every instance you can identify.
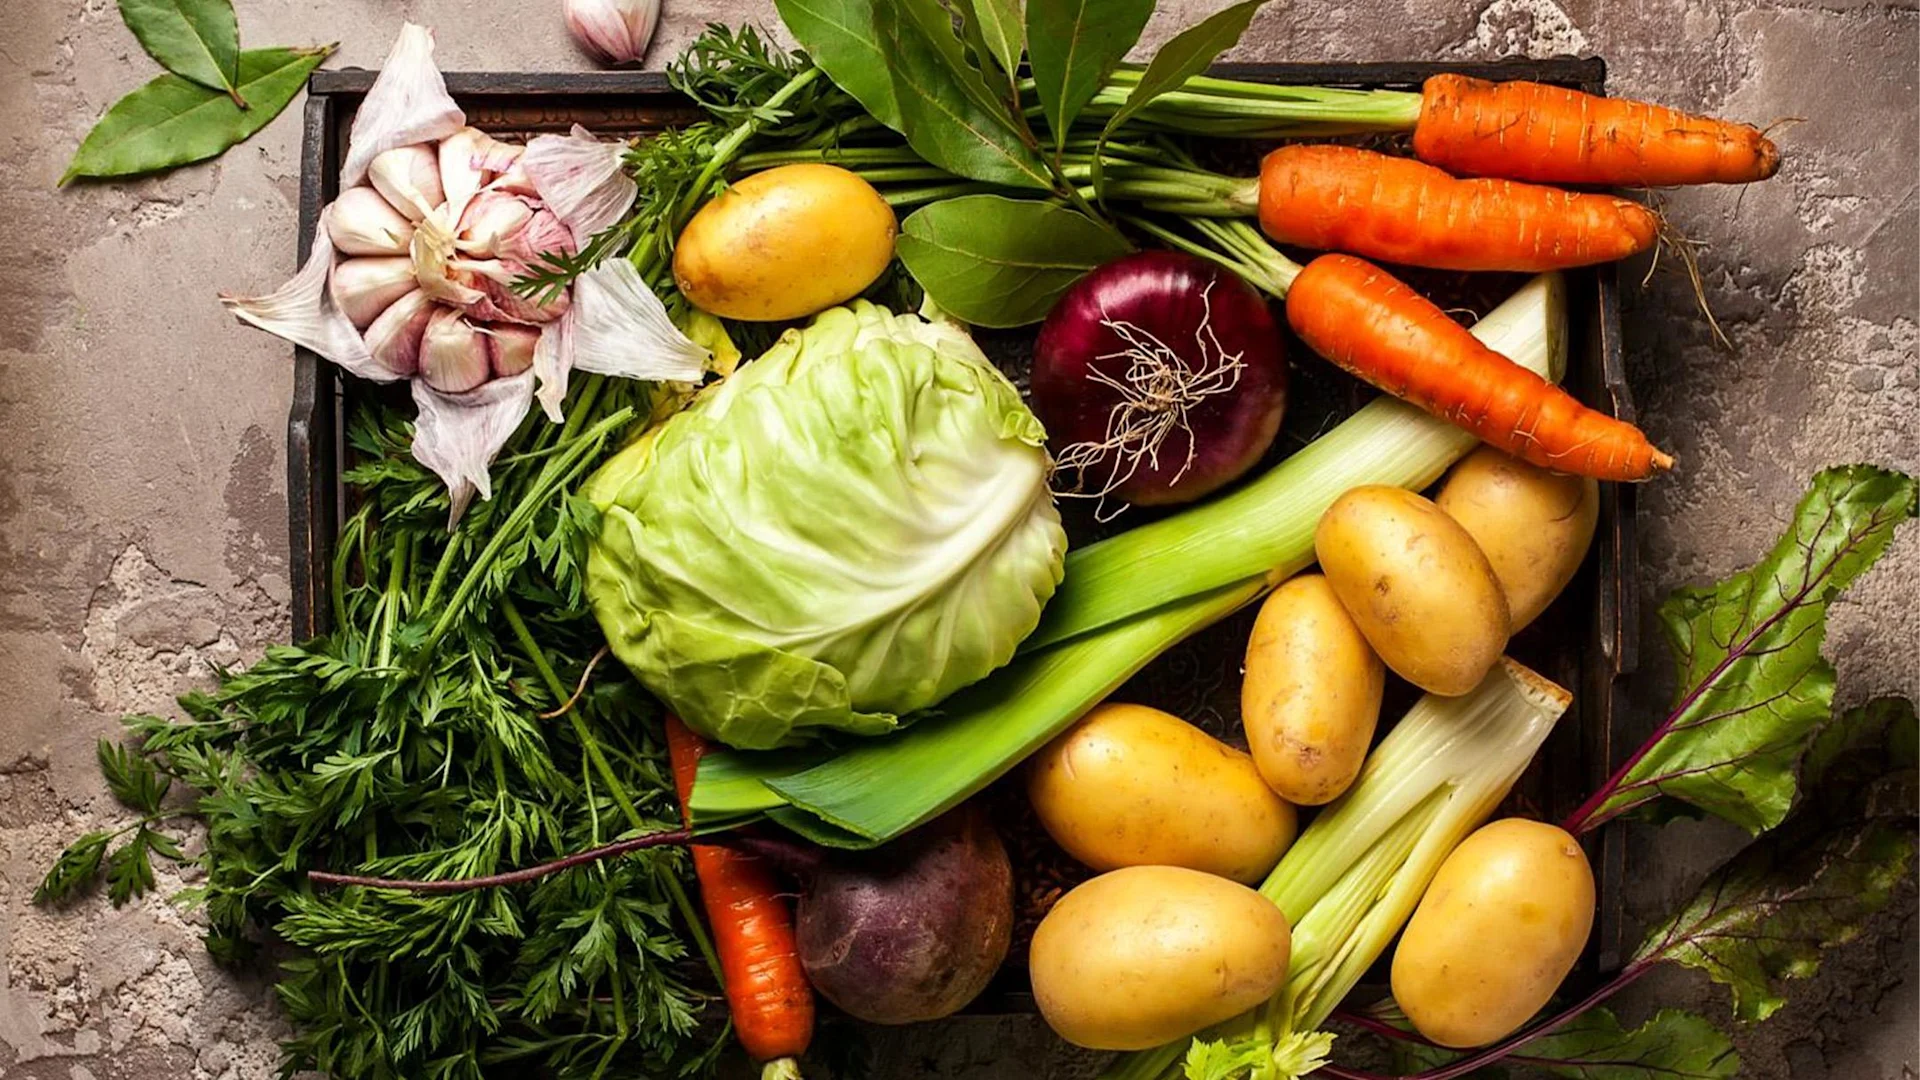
[1109,659,1574,1080]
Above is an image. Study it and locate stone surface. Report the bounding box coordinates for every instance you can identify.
[0,0,1914,1077]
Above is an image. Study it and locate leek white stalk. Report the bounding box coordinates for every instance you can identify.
[1108,659,1573,1080]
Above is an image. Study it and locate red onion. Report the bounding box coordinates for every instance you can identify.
[1032,251,1287,509]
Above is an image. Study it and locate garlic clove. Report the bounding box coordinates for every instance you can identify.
[340,24,465,189]
[364,289,436,378]
[328,186,415,256]
[330,257,419,329]
[419,306,493,393]
[521,125,638,245]
[498,204,577,267]
[455,190,536,259]
[370,144,447,222]
[563,0,659,66]
[485,324,540,378]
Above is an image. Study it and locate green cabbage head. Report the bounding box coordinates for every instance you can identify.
[584,301,1067,750]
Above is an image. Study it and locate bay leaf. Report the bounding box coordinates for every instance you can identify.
[773,0,900,128]
[874,0,1051,189]
[896,195,1130,327]
[956,0,1026,91]
[117,0,245,105]
[63,45,334,184]
[1100,0,1265,138]
[1026,0,1153,150]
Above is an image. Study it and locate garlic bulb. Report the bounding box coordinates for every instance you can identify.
[222,22,701,520]
[563,0,659,66]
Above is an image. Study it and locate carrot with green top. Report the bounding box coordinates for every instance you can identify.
[1411,74,1782,187]
[1284,254,1674,482]
[1256,144,1660,272]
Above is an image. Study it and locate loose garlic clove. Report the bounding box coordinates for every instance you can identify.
[485,324,540,378]
[563,0,659,65]
[456,190,536,259]
[419,307,493,393]
[369,144,447,222]
[331,257,419,329]
[328,186,415,256]
[364,289,436,377]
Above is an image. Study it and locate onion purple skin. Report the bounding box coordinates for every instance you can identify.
[740,805,1014,1025]
[1032,250,1288,507]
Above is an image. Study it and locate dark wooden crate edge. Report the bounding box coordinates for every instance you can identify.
[286,59,1639,985]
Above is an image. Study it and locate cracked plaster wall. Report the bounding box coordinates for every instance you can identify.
[0,0,1913,1077]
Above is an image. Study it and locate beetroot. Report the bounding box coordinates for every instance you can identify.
[1032,250,1287,509]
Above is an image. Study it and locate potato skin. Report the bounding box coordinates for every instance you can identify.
[1027,703,1296,883]
[1242,575,1385,804]
[673,163,896,321]
[1314,485,1510,696]
[1391,819,1596,1048]
[1030,866,1292,1050]
[1436,447,1599,631]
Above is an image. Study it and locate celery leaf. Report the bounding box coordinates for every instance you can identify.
[1591,465,1916,832]
[1633,697,1918,1020]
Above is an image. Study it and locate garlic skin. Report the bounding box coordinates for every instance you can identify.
[329,186,415,256]
[331,257,418,329]
[563,0,659,66]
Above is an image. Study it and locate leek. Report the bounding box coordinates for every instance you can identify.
[1106,659,1574,1080]
[692,273,1566,844]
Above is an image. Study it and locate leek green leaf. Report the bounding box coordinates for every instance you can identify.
[584,303,1065,750]
[874,0,1052,188]
[896,195,1131,328]
[118,0,244,104]
[1598,465,1917,832]
[1026,0,1153,149]
[1634,697,1917,1021]
[62,45,334,183]
[773,0,900,127]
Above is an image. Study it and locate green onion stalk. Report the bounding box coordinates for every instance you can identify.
[690,270,1567,843]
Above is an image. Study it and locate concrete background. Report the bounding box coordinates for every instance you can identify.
[0,0,1914,1077]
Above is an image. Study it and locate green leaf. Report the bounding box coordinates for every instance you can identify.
[1633,697,1918,1021]
[63,45,334,183]
[117,0,244,104]
[97,738,169,813]
[956,0,1026,90]
[872,0,1052,188]
[1380,1007,1739,1079]
[1026,0,1154,150]
[1099,1,1265,138]
[773,0,900,127]
[1597,465,1917,832]
[35,831,112,905]
[106,831,159,906]
[896,195,1131,327]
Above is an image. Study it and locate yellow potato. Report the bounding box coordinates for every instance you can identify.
[1436,447,1600,631]
[673,163,896,321]
[1242,575,1385,805]
[1392,819,1595,1048]
[1314,485,1510,696]
[1030,866,1292,1050]
[1027,703,1296,883]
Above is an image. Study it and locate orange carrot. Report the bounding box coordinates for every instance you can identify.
[1285,254,1673,482]
[666,716,813,1080]
[1258,144,1659,272]
[1412,74,1781,187]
